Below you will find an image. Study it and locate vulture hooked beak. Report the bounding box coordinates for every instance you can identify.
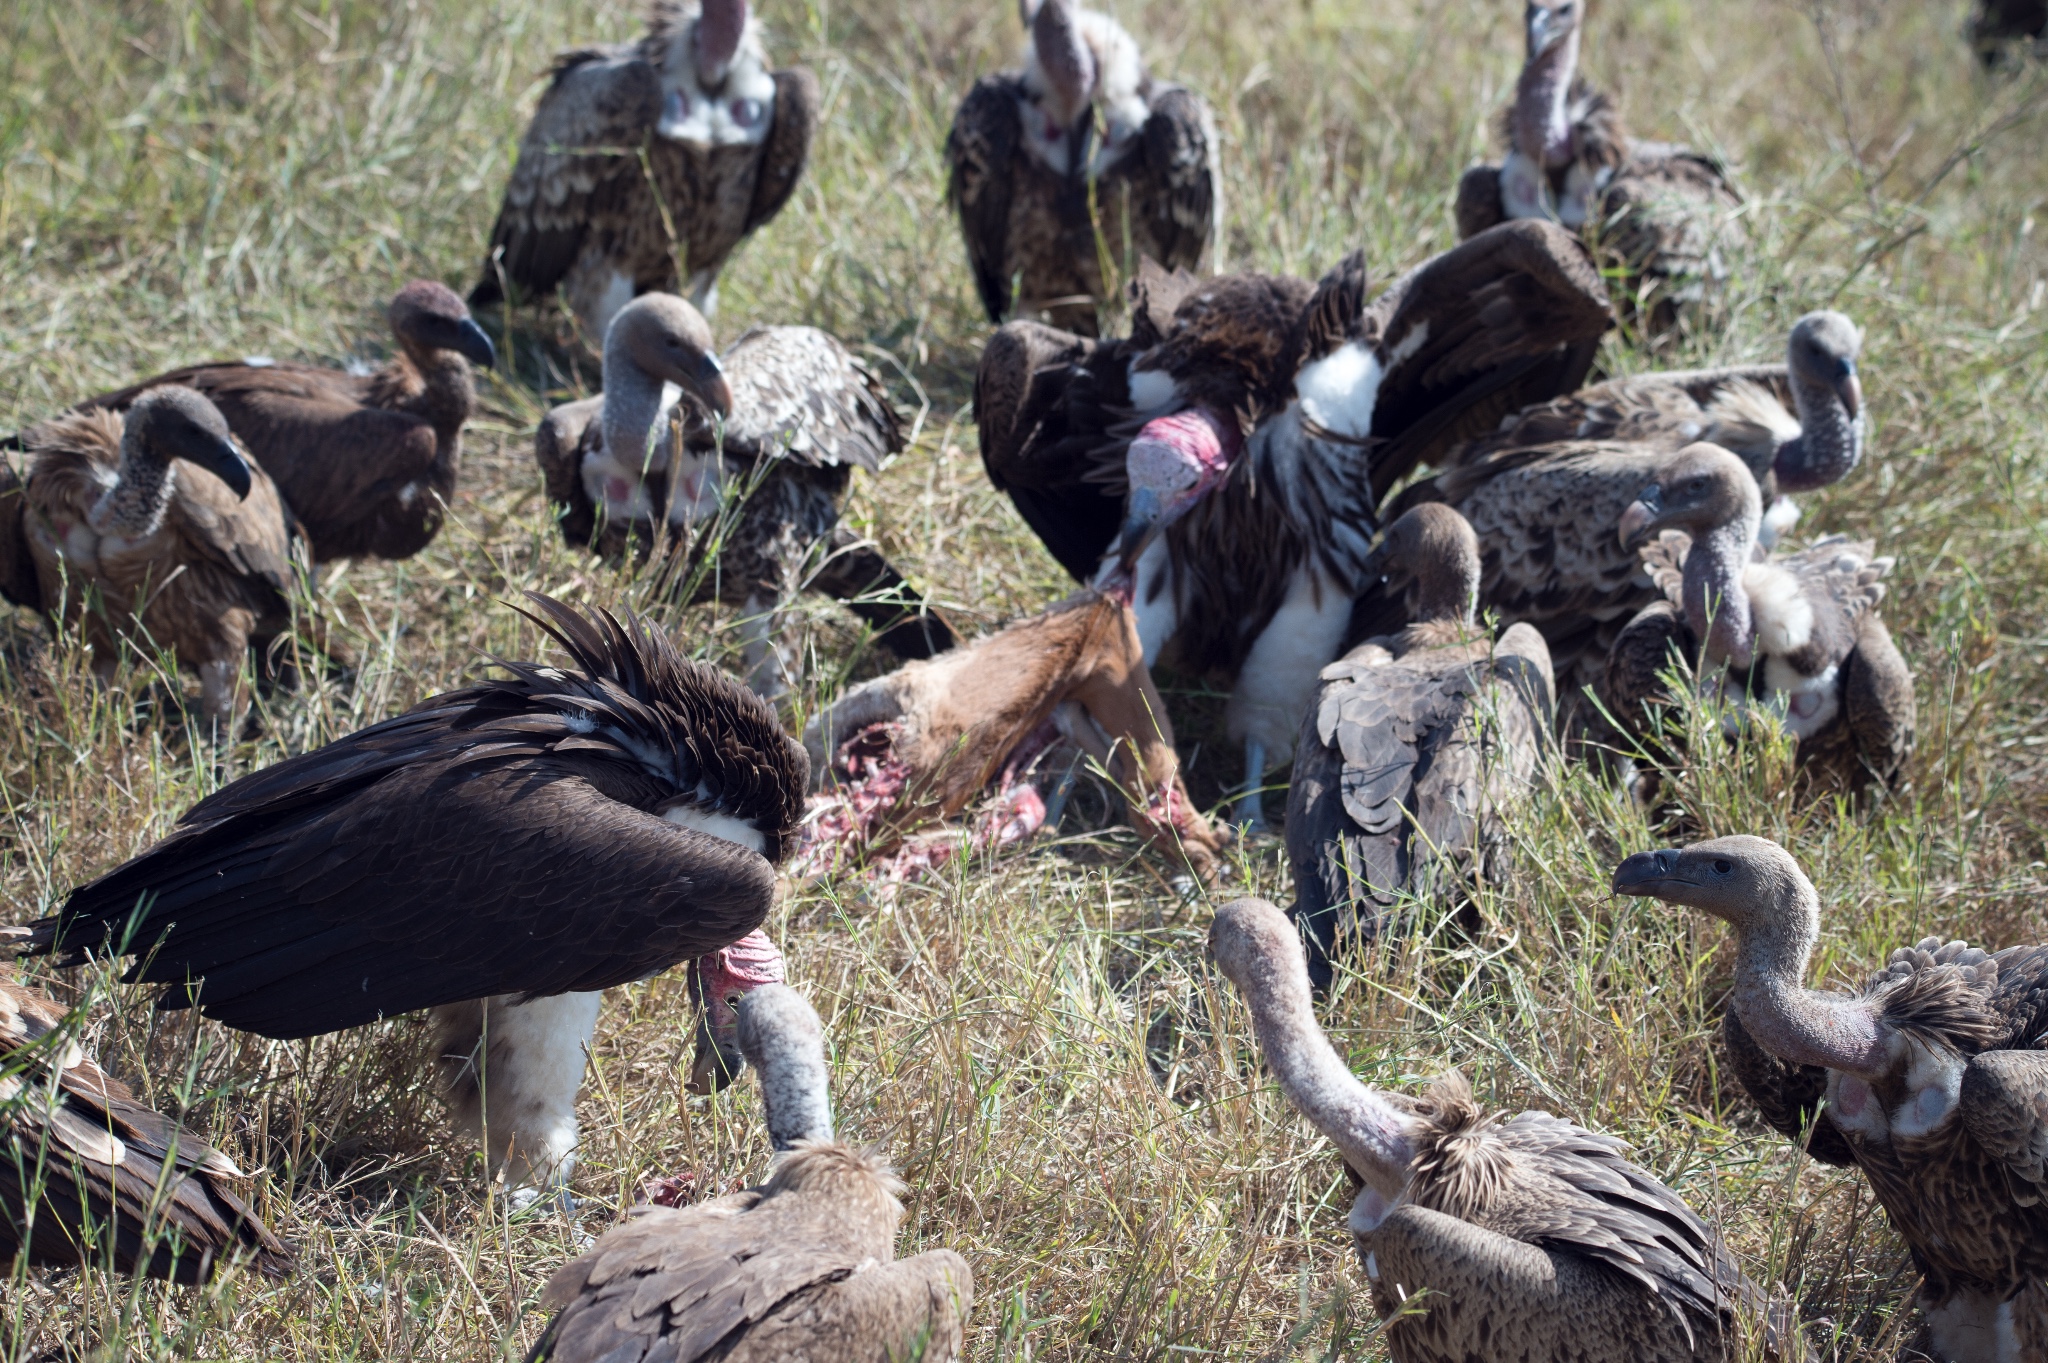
[1834,357,1861,421]
[688,352,736,421]
[684,929,785,1095]
[452,318,498,371]
[1617,484,1662,548]
[1610,848,1692,897]
[1113,484,1167,575]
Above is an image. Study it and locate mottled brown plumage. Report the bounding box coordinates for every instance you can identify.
[18,388,297,732]
[945,0,1219,335]
[526,986,972,1363]
[72,281,494,564]
[1211,897,1794,1362]
[472,0,818,337]
[1286,506,1553,987]
[1615,836,2048,1362]
[0,970,290,1283]
[27,592,807,1041]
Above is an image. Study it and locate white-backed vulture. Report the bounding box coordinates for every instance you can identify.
[1285,506,1553,989]
[26,594,808,1202]
[0,968,291,1284]
[797,590,1228,883]
[537,294,953,694]
[1454,0,1743,339]
[1614,835,2048,1363]
[524,985,974,1363]
[977,221,1612,822]
[1210,896,1796,1362]
[1606,474,1913,793]
[471,0,818,337]
[17,387,296,736]
[66,281,495,564]
[945,0,1220,336]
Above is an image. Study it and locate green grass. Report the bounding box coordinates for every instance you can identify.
[1,0,2046,1357]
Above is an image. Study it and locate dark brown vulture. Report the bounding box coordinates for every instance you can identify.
[1285,506,1553,988]
[536,293,953,696]
[0,969,291,1283]
[16,387,297,737]
[525,986,974,1363]
[945,0,1219,335]
[66,280,496,565]
[976,220,1612,823]
[472,0,819,338]
[1615,835,2048,1362]
[1211,897,1797,1363]
[1454,0,1743,339]
[25,594,808,1204]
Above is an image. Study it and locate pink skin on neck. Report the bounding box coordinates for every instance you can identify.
[1127,407,1237,515]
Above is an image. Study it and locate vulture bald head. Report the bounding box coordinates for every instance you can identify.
[611,293,734,420]
[387,280,496,371]
[1108,407,1237,582]
[1618,442,1763,666]
[120,386,254,510]
[686,928,787,1095]
[1776,310,1865,493]
[1375,503,1481,628]
[651,0,777,146]
[1524,0,1583,57]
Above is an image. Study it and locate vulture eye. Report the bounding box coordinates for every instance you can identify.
[1713,858,1732,874]
[731,98,764,127]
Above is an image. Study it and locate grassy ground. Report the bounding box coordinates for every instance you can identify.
[1,0,2046,1357]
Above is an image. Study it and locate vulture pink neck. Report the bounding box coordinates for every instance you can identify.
[1513,30,1580,169]
[1726,877,1894,1079]
[1681,517,1758,670]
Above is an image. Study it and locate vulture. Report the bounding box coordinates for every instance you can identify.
[65,280,496,564]
[25,594,809,1203]
[976,220,1612,823]
[537,294,954,695]
[471,0,819,338]
[1210,896,1796,1362]
[1285,506,1553,989]
[1969,0,2046,64]
[1614,835,2048,1363]
[525,985,974,1363]
[15,386,298,737]
[0,968,290,1283]
[944,0,1220,336]
[1605,461,1913,792]
[1454,0,1743,338]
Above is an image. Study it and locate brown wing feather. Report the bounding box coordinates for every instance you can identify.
[536,396,603,548]
[945,74,1027,325]
[0,456,42,608]
[1960,1049,2048,1196]
[713,327,903,472]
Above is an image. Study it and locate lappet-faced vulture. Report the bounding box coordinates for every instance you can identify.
[0,968,290,1284]
[945,0,1220,336]
[538,294,953,695]
[25,594,808,1203]
[1211,897,1797,1363]
[1286,506,1553,988]
[472,0,819,338]
[15,387,302,737]
[977,220,1611,822]
[1454,0,1743,340]
[63,281,495,564]
[525,985,974,1363]
[1615,835,2048,1363]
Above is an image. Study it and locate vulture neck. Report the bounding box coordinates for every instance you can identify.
[1726,879,1894,1080]
[1514,30,1580,170]
[600,349,674,478]
[376,347,478,454]
[89,428,175,538]
[1235,949,1418,1201]
[755,1023,835,1153]
[1774,371,1863,494]
[1682,516,1758,670]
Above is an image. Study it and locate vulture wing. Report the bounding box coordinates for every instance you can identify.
[0,456,41,608]
[166,461,297,600]
[1116,83,1219,274]
[742,68,821,235]
[536,395,604,547]
[713,327,902,472]
[0,974,290,1282]
[1959,1048,2048,1198]
[472,46,663,306]
[945,74,1028,325]
[1840,613,1915,788]
[1459,365,1793,476]
[699,1250,974,1363]
[1720,1007,1858,1166]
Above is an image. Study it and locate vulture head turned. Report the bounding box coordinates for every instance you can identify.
[1618,443,1762,667]
[686,929,787,1095]
[123,386,253,505]
[735,982,836,1150]
[1374,503,1481,628]
[388,280,496,371]
[610,294,735,424]
[1775,310,1865,494]
[1108,408,1237,585]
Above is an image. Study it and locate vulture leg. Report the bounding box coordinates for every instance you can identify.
[807,526,957,660]
[740,592,792,699]
[433,991,603,1209]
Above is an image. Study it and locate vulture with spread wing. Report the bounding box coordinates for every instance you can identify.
[1617,836,2048,1362]
[526,985,973,1363]
[946,0,1219,336]
[62,281,495,564]
[537,294,953,695]
[1455,0,1743,339]
[472,0,818,338]
[27,594,808,1203]
[1212,896,1798,1362]
[0,969,290,1283]
[1286,506,1552,988]
[977,220,1611,821]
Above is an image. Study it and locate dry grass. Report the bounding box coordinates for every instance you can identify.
[1,0,2046,1357]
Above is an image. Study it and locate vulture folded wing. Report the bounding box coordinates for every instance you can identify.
[945,75,1027,325]
[537,395,604,545]
[743,68,821,234]
[474,47,663,306]
[0,456,40,608]
[714,1250,975,1363]
[1720,1008,1858,1166]
[717,328,902,471]
[168,468,296,599]
[1840,614,1914,787]
[1129,84,1218,273]
[1959,1048,2048,1198]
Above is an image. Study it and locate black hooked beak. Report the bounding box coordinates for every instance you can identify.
[1113,484,1166,574]
[453,317,497,370]
[186,431,255,502]
[1617,483,1662,548]
[1610,848,1687,895]
[1834,356,1860,421]
[685,965,747,1096]
[691,351,736,420]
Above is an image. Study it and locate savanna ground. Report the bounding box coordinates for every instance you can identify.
[1,0,2046,1357]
